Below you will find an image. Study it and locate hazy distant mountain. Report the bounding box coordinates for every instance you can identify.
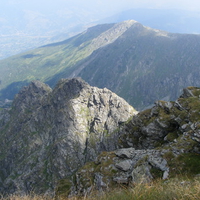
[1,20,200,110]
[1,3,200,60]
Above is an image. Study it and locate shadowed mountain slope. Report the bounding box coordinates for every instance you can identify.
[0,78,136,194]
[1,79,200,197]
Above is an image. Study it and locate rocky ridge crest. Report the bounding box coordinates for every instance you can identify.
[57,86,200,197]
[0,80,200,198]
[0,78,136,194]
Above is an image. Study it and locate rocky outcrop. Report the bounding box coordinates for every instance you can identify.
[116,87,200,152]
[1,80,200,198]
[0,78,136,194]
[56,86,200,197]
[63,148,169,197]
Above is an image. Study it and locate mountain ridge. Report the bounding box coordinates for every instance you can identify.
[0,79,200,197]
[1,20,200,110]
[0,78,136,194]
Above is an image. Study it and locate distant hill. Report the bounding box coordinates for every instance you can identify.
[2,7,200,60]
[1,20,200,110]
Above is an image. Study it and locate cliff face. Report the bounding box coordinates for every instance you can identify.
[57,86,200,197]
[0,78,136,194]
[1,78,200,197]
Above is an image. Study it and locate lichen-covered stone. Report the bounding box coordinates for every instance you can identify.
[1,82,200,198]
[62,86,200,197]
[66,148,169,196]
[117,87,200,152]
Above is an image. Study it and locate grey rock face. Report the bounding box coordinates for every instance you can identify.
[0,109,10,128]
[1,81,200,198]
[116,87,200,151]
[65,86,200,197]
[0,78,136,194]
[70,148,169,196]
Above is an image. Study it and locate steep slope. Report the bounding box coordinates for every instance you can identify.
[0,78,136,194]
[73,23,200,110]
[0,21,136,101]
[1,20,200,110]
[57,86,200,197]
[0,78,200,197]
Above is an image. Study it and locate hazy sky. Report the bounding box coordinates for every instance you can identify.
[4,0,200,11]
[119,0,200,10]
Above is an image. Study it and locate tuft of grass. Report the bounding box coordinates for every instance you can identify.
[0,194,53,200]
[98,177,200,200]
[1,176,200,200]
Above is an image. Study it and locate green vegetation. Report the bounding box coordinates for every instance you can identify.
[2,177,200,199]
[0,24,114,100]
[56,179,72,198]
[1,21,200,110]
[98,177,200,200]
[165,132,179,142]
[162,151,200,178]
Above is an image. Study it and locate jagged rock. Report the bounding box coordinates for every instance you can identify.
[115,160,132,171]
[1,82,200,198]
[180,87,196,98]
[0,78,136,194]
[116,87,200,151]
[60,86,200,197]
[0,109,10,128]
[115,148,136,159]
[13,80,52,112]
[67,148,169,196]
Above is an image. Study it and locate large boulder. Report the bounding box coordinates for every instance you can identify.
[57,148,169,197]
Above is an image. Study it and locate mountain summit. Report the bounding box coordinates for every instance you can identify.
[0,78,136,193]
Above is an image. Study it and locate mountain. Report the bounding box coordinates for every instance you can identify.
[0,79,199,197]
[0,78,136,194]
[1,20,200,110]
[64,86,200,197]
[2,5,200,60]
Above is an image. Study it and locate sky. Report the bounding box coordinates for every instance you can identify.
[119,0,200,11]
[2,1,200,22]
[3,0,200,12]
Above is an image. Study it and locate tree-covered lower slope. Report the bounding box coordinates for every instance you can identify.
[1,20,200,110]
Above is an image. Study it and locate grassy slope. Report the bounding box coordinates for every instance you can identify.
[1,21,200,110]
[0,23,114,99]
[2,177,200,199]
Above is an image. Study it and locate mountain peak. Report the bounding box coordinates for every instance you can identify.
[90,20,139,49]
[0,79,136,194]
